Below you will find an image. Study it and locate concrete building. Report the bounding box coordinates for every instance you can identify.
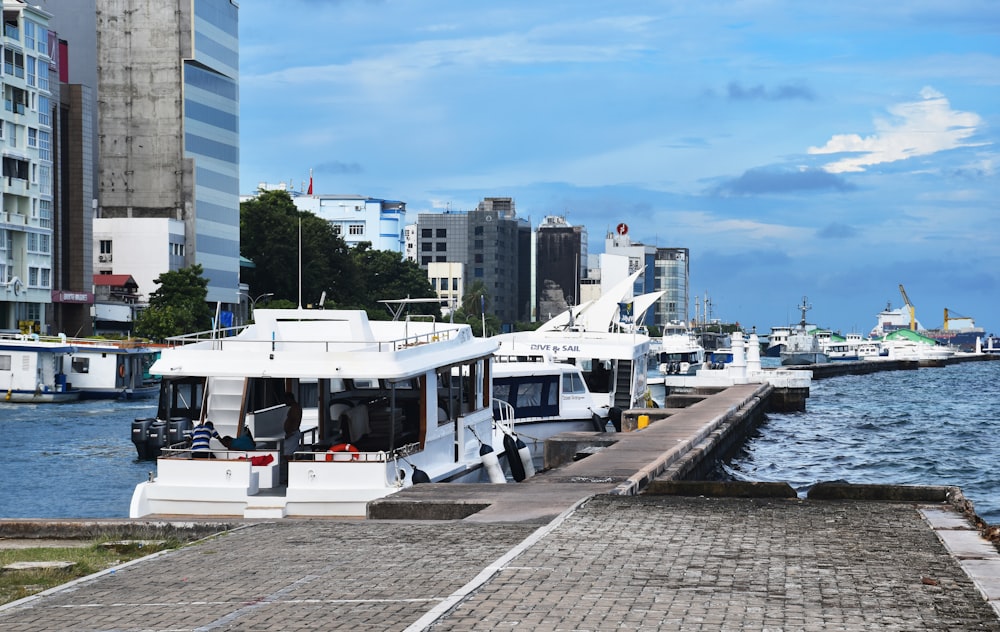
[95,0,240,306]
[601,224,691,328]
[416,197,530,325]
[535,215,586,322]
[427,260,464,314]
[291,193,406,253]
[0,1,56,333]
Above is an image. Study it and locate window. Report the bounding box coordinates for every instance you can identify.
[421,242,432,252]
[474,226,484,235]
[38,164,50,195]
[0,355,9,370]
[6,86,28,114]
[436,228,446,238]
[435,242,447,252]
[438,278,447,289]
[421,256,431,265]
[28,267,38,286]
[38,130,50,161]
[100,240,112,254]
[27,128,36,148]
[71,357,90,374]
[421,228,432,238]
[4,49,24,79]
[452,278,459,291]
[349,224,364,235]
[37,61,48,91]
[474,268,484,278]
[26,56,35,87]
[24,21,34,50]
[474,253,483,263]
[435,256,447,262]
[3,157,28,180]
[38,200,51,228]
[170,242,185,257]
[40,268,50,288]
[474,240,483,249]
[37,96,50,127]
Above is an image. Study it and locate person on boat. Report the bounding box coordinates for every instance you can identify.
[282,391,303,457]
[225,426,256,451]
[190,420,221,459]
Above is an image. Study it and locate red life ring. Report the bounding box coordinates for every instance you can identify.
[326,443,360,461]
[118,364,126,378]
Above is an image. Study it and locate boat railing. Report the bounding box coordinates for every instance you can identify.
[292,441,420,462]
[159,446,279,461]
[164,327,458,352]
[492,398,515,436]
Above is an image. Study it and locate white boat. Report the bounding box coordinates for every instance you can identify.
[876,329,956,362]
[821,333,885,361]
[129,307,500,519]
[0,334,80,402]
[63,338,160,399]
[655,321,705,375]
[492,269,661,431]
[491,356,610,468]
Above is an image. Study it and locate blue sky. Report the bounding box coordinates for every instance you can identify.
[238,1,999,335]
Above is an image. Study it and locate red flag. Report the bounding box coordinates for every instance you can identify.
[307,173,313,195]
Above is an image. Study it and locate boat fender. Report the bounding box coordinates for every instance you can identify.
[515,435,535,479]
[590,412,608,432]
[503,433,527,482]
[479,443,506,484]
[411,466,431,484]
[326,443,360,461]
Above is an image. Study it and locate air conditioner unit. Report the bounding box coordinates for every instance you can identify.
[98,254,112,262]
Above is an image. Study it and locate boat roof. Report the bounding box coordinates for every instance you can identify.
[150,308,497,380]
[493,328,650,361]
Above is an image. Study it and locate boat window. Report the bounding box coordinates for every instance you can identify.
[494,375,559,419]
[0,355,9,371]
[353,378,378,389]
[562,372,587,394]
[71,357,90,373]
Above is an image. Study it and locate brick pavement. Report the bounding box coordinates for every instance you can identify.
[2,495,998,631]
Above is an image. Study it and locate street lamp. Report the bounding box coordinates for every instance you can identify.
[248,293,273,324]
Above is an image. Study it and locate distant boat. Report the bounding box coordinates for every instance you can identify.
[779,297,828,366]
[63,338,160,399]
[655,321,706,375]
[869,296,984,352]
[1,334,80,402]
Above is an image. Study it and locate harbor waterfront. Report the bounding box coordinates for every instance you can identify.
[720,358,1000,525]
[0,357,997,524]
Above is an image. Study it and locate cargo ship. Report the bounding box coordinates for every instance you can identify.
[869,285,984,352]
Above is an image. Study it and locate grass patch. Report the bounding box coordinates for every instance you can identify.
[0,538,182,605]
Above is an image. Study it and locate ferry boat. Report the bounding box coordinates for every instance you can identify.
[129,307,500,519]
[0,334,80,402]
[63,338,160,399]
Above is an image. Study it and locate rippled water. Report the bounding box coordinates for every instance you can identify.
[721,360,1000,524]
[0,398,156,518]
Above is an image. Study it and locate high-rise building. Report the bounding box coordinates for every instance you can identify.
[0,2,56,333]
[653,247,690,325]
[416,197,530,325]
[95,0,240,306]
[535,215,586,322]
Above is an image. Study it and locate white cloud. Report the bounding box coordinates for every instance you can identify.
[808,87,985,173]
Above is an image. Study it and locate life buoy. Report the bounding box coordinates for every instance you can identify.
[118,364,126,378]
[326,443,360,461]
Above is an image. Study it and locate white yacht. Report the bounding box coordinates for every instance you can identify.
[129,308,499,519]
[655,321,705,375]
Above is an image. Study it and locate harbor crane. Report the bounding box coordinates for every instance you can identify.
[898,284,916,331]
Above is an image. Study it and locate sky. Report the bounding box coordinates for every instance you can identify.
[237,1,1000,336]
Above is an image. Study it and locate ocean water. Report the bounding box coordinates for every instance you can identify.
[1,361,998,521]
[0,397,157,519]
[719,359,1000,525]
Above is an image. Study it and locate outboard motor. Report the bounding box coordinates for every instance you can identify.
[167,417,193,447]
[147,420,169,459]
[131,417,156,459]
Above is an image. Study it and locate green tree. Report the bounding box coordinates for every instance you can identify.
[451,281,500,336]
[240,190,356,306]
[350,242,437,318]
[134,265,214,340]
